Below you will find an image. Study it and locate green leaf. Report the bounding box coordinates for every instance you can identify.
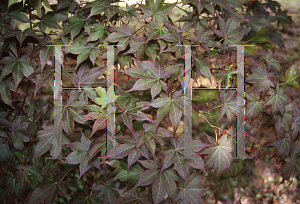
[117,102,152,135]
[64,42,102,66]
[192,90,220,104]
[212,179,234,200]
[1,53,36,89]
[92,181,119,204]
[194,58,212,81]
[279,149,300,183]
[0,78,13,108]
[269,134,291,160]
[39,46,54,71]
[103,24,136,53]
[36,12,67,32]
[139,0,175,23]
[33,66,54,97]
[263,54,281,71]
[264,84,288,116]
[60,13,89,41]
[176,173,208,204]
[86,0,120,22]
[28,181,69,204]
[246,67,275,93]
[0,144,13,163]
[202,134,233,177]
[245,92,265,119]
[280,62,300,89]
[150,91,184,133]
[161,137,207,182]
[214,16,245,45]
[218,90,236,123]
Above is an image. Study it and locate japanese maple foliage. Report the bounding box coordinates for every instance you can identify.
[0,0,299,203]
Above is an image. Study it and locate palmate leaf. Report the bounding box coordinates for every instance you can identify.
[56,91,88,137]
[64,42,102,66]
[113,136,149,171]
[1,52,36,89]
[279,149,300,183]
[150,91,184,133]
[201,134,233,177]
[122,3,140,22]
[139,0,175,23]
[133,157,181,204]
[2,28,40,45]
[214,16,245,45]
[246,66,275,93]
[0,78,13,107]
[264,84,288,116]
[124,36,159,61]
[103,23,136,53]
[269,134,292,160]
[292,113,300,139]
[178,12,208,32]
[8,115,29,151]
[70,190,101,204]
[28,181,69,204]
[245,92,265,120]
[263,54,281,71]
[193,57,212,82]
[123,59,174,100]
[74,64,106,88]
[218,90,236,123]
[156,23,186,57]
[32,66,54,97]
[193,90,220,104]
[245,13,272,32]
[39,45,54,71]
[211,179,234,201]
[145,21,169,42]
[161,136,207,183]
[33,125,70,160]
[189,29,220,53]
[35,12,67,32]
[0,144,13,163]
[65,132,100,178]
[86,0,120,21]
[115,188,152,204]
[275,105,292,133]
[117,101,152,136]
[88,23,109,42]
[91,178,119,204]
[136,123,172,157]
[176,172,208,204]
[60,12,91,41]
[280,62,300,89]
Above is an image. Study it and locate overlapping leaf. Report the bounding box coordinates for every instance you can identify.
[117,101,152,136]
[1,52,36,89]
[161,136,207,182]
[123,59,174,100]
[264,84,288,116]
[280,62,300,88]
[218,90,236,123]
[201,134,233,177]
[245,92,265,119]
[136,123,172,156]
[133,156,181,204]
[150,91,184,133]
[139,0,175,23]
[33,125,70,160]
[214,16,245,45]
[176,172,208,204]
[246,66,275,93]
